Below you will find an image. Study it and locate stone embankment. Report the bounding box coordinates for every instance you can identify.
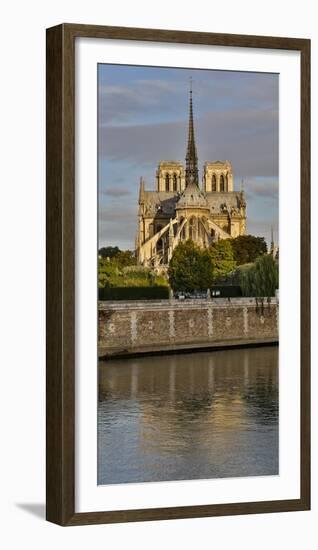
[99,297,278,357]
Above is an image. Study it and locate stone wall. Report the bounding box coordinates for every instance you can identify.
[99,298,279,357]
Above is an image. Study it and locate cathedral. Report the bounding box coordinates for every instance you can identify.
[135,85,247,269]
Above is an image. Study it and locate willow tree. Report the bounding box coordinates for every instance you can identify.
[239,255,278,309]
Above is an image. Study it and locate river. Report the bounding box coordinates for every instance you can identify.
[98,346,278,485]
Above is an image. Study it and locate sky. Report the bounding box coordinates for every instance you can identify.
[98,64,279,250]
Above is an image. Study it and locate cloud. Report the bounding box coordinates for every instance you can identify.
[99,204,137,222]
[100,187,131,198]
[99,79,183,126]
[98,68,278,128]
[187,73,278,120]
[244,178,278,201]
[99,107,278,178]
[247,218,279,245]
[98,204,138,249]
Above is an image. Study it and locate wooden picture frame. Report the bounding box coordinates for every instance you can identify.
[46,23,310,526]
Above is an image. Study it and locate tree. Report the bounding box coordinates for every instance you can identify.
[209,239,236,279]
[230,235,267,265]
[98,246,120,259]
[98,257,119,288]
[112,250,136,268]
[239,254,278,298]
[98,256,167,290]
[168,240,214,291]
[98,247,136,268]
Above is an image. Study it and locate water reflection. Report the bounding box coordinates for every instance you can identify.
[98,346,278,485]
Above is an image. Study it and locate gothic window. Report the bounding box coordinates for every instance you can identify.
[189,217,196,241]
[165,174,170,192]
[157,238,163,252]
[212,174,216,192]
[220,174,225,192]
[181,224,186,240]
[173,173,178,192]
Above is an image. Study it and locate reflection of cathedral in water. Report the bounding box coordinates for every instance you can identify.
[99,347,278,427]
[98,347,278,484]
[135,84,247,268]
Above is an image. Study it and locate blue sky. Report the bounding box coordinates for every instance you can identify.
[98,64,278,250]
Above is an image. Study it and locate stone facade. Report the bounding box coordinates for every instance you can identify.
[156,161,185,192]
[98,298,278,357]
[202,160,234,192]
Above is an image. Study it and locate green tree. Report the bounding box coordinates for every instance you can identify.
[230,235,267,265]
[98,246,120,259]
[239,255,278,298]
[98,257,120,288]
[98,247,136,268]
[112,250,136,268]
[209,239,236,279]
[98,256,168,290]
[168,240,214,291]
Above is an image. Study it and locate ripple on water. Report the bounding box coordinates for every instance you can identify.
[98,346,279,485]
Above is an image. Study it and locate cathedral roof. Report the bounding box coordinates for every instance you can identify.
[176,183,208,209]
[205,191,243,211]
[141,189,244,217]
[142,191,178,216]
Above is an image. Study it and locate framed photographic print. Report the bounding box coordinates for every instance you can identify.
[46,24,310,525]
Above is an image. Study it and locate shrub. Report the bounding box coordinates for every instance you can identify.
[99,286,169,301]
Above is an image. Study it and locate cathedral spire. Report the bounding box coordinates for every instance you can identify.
[185,78,199,187]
